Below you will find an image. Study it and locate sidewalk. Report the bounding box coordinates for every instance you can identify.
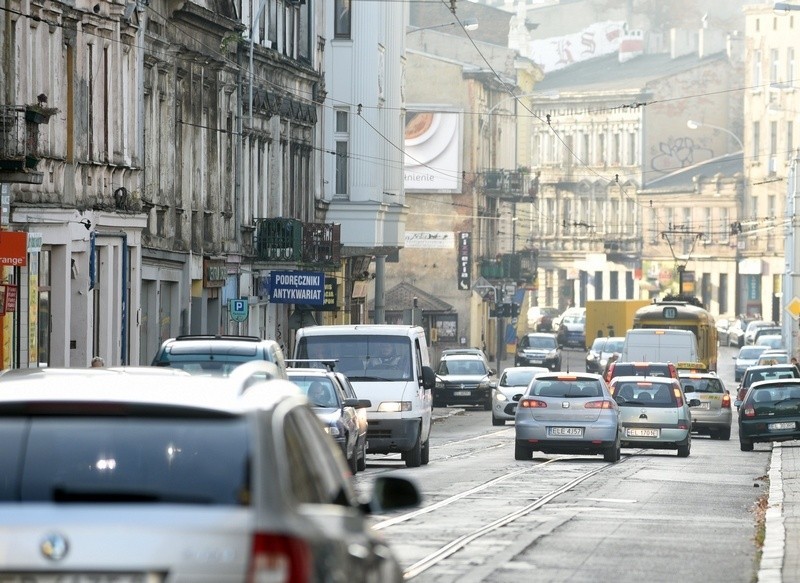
[760,441,800,583]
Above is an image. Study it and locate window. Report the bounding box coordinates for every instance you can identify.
[788,121,794,160]
[753,121,760,159]
[770,121,778,157]
[627,131,636,166]
[771,49,779,84]
[719,273,728,314]
[335,109,349,196]
[754,50,762,86]
[598,133,606,165]
[334,0,351,38]
[788,48,795,85]
[704,208,712,238]
[612,133,621,165]
[582,133,590,162]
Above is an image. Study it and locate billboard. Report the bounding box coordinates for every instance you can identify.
[404,110,461,192]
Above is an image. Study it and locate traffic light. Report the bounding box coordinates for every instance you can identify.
[511,303,520,317]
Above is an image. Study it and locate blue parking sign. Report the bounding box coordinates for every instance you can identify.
[230,298,248,322]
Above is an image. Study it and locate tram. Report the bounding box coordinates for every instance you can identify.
[631,296,718,371]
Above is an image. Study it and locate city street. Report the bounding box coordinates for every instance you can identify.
[355,344,769,582]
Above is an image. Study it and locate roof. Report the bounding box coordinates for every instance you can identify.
[370,282,455,312]
[534,51,727,95]
[297,324,425,336]
[643,151,744,190]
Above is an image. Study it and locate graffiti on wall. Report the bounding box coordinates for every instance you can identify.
[650,137,714,175]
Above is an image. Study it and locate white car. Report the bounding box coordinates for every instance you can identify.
[492,366,547,425]
[0,364,419,581]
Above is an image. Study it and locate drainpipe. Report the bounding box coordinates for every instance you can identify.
[92,231,129,365]
[374,255,386,324]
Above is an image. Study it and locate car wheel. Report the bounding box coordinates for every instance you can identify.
[404,431,423,468]
[603,439,620,463]
[421,439,430,465]
[433,398,445,408]
[348,445,358,475]
[514,443,532,460]
[719,428,731,441]
[677,443,690,457]
[357,439,367,471]
[740,438,754,452]
[483,399,492,411]
[492,415,505,426]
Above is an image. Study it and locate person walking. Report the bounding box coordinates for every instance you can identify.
[90,356,105,367]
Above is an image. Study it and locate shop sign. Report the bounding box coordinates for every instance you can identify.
[0,285,18,315]
[320,277,338,311]
[203,259,226,288]
[27,232,43,253]
[457,232,471,290]
[0,231,28,267]
[268,270,325,305]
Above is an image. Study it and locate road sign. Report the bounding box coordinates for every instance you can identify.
[230,298,249,322]
[786,297,800,319]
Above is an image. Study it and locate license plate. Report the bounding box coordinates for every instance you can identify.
[531,359,543,364]
[0,575,157,583]
[453,390,471,396]
[699,402,710,410]
[627,427,659,438]
[548,427,584,437]
[769,422,796,431]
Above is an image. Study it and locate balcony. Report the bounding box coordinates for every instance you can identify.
[255,218,341,266]
[481,169,538,201]
[0,105,51,184]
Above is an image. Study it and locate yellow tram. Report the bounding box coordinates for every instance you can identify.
[631,298,718,371]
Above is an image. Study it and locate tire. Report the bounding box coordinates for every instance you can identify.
[677,443,690,457]
[740,439,754,452]
[348,444,358,474]
[483,399,492,411]
[604,439,621,463]
[421,439,430,465]
[405,432,423,468]
[492,415,505,426]
[356,439,367,471]
[515,443,532,461]
[719,427,731,441]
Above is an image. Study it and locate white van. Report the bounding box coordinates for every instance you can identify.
[621,329,699,364]
[294,325,436,467]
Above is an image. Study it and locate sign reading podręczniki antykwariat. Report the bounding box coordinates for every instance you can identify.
[267,270,325,306]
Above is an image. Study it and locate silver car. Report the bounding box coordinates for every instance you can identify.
[614,376,701,457]
[733,345,768,382]
[678,372,732,440]
[492,366,547,425]
[0,364,419,581]
[514,372,621,462]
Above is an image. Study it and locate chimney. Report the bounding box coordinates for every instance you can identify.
[618,29,644,63]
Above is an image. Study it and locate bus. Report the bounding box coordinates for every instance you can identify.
[631,296,718,371]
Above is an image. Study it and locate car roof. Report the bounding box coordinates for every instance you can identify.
[287,368,332,378]
[533,372,602,381]
[502,366,548,374]
[678,372,719,379]
[296,324,423,336]
[746,364,796,373]
[525,332,557,338]
[750,378,800,390]
[0,366,303,414]
[441,354,483,361]
[612,375,676,384]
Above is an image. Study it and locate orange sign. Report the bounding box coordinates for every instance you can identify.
[0,231,28,267]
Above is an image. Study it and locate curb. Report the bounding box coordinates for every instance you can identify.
[758,444,785,583]
[432,407,465,423]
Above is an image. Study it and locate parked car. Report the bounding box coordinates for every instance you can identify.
[0,363,420,581]
[735,364,800,408]
[151,334,288,379]
[677,371,732,440]
[514,372,621,462]
[723,318,752,348]
[434,354,496,409]
[515,332,562,370]
[739,378,800,451]
[491,366,547,426]
[733,345,769,382]
[715,315,733,341]
[614,376,700,457]
[287,368,370,474]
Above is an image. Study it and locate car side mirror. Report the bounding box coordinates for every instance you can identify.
[345,398,371,409]
[421,365,436,390]
[513,393,523,402]
[488,369,496,376]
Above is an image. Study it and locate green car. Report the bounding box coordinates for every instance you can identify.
[738,378,800,451]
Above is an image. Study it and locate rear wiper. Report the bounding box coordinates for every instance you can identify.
[52,486,213,504]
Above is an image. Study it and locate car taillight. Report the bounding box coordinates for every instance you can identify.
[672,387,683,407]
[520,399,547,408]
[585,400,614,409]
[743,405,756,418]
[677,421,689,430]
[249,533,311,583]
[721,393,731,409]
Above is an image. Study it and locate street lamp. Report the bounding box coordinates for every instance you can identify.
[686,119,744,151]
[407,17,479,33]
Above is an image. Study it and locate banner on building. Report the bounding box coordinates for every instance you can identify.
[404,110,462,192]
[268,270,325,305]
[457,232,471,290]
[320,277,338,312]
[404,231,454,249]
[0,231,27,267]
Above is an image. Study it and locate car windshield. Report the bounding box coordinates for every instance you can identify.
[590,338,606,352]
[680,377,724,394]
[0,416,250,504]
[745,369,798,386]
[530,379,602,398]
[739,346,768,359]
[154,344,261,376]
[612,364,671,378]
[615,381,677,407]
[500,369,539,387]
[438,359,486,376]
[521,336,556,349]
[288,375,340,407]
[295,335,413,381]
[603,339,624,352]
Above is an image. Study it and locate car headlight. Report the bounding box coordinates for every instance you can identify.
[587,354,596,361]
[378,401,412,412]
[325,425,341,437]
[435,379,444,389]
[600,358,608,367]
[495,392,508,402]
[548,350,557,358]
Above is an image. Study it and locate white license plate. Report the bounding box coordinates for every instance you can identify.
[627,427,659,438]
[769,422,796,431]
[453,390,471,396]
[699,402,710,410]
[531,359,543,364]
[548,426,584,437]
[0,575,157,583]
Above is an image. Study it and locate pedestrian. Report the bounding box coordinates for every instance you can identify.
[792,357,800,376]
[90,356,105,367]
